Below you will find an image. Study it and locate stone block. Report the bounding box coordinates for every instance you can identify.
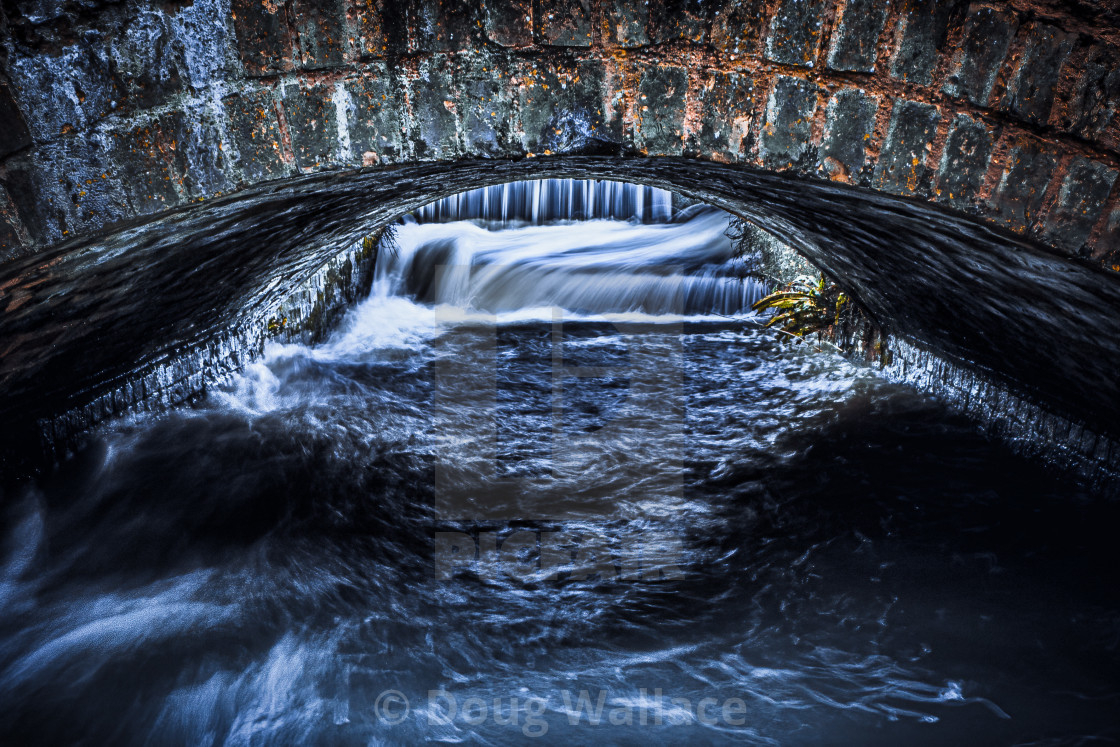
[282,82,340,170]
[603,0,649,47]
[941,6,1018,106]
[407,0,479,54]
[934,114,991,209]
[1057,44,1120,148]
[694,70,756,160]
[355,0,389,58]
[292,0,347,69]
[223,89,291,183]
[638,65,688,155]
[1039,158,1118,253]
[345,65,404,164]
[1000,22,1074,125]
[890,0,959,86]
[651,0,708,44]
[989,141,1057,231]
[171,106,233,198]
[818,88,878,183]
[711,0,768,58]
[111,114,184,213]
[231,0,295,76]
[827,0,890,72]
[765,0,829,67]
[409,56,461,159]
[108,9,184,110]
[0,85,32,158]
[873,99,940,196]
[457,57,516,157]
[760,75,819,170]
[7,43,121,138]
[482,0,533,47]
[517,60,620,154]
[539,0,592,47]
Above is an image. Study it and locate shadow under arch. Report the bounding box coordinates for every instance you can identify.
[1,155,1118,479]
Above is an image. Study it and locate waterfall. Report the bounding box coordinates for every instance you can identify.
[409,179,679,226]
[378,202,764,317]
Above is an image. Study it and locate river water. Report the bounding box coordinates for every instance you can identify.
[1,194,1118,745]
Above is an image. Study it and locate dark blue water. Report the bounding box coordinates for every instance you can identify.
[1,210,1118,745]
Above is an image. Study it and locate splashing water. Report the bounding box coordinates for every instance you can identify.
[1,203,1118,745]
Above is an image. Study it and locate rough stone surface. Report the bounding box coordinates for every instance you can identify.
[890,0,960,86]
[638,65,688,154]
[231,0,295,76]
[710,0,767,58]
[1058,44,1120,148]
[827,0,890,72]
[765,0,829,67]
[1000,22,1074,125]
[482,0,533,47]
[874,99,940,196]
[282,82,340,170]
[410,55,461,159]
[694,70,755,160]
[651,0,709,44]
[345,66,404,165]
[292,0,347,69]
[604,0,650,47]
[935,114,992,209]
[989,141,1058,232]
[817,88,878,183]
[223,89,291,184]
[760,75,818,170]
[942,6,1019,106]
[538,0,592,47]
[1039,158,1118,253]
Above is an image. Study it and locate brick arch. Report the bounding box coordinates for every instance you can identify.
[0,0,1118,263]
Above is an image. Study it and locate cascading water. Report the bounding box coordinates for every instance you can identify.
[1,184,1118,745]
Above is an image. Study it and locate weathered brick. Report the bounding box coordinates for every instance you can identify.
[0,159,59,244]
[345,65,404,164]
[408,0,479,54]
[711,0,768,58]
[874,99,940,196]
[1039,158,1118,253]
[223,89,291,183]
[108,10,184,110]
[651,0,708,44]
[171,107,233,198]
[891,0,960,86]
[518,60,619,154]
[111,115,184,213]
[989,141,1058,230]
[760,76,819,170]
[355,0,389,58]
[694,70,756,160]
[638,65,688,155]
[457,57,515,157]
[603,0,649,47]
[292,0,347,69]
[941,6,1018,106]
[1058,44,1120,148]
[818,88,878,183]
[935,114,992,209]
[410,56,460,159]
[0,85,32,158]
[231,0,295,76]
[538,0,591,47]
[1000,22,1074,125]
[827,0,890,72]
[482,0,533,47]
[765,0,829,67]
[282,82,339,170]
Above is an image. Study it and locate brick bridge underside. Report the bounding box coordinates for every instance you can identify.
[0,0,1118,484]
